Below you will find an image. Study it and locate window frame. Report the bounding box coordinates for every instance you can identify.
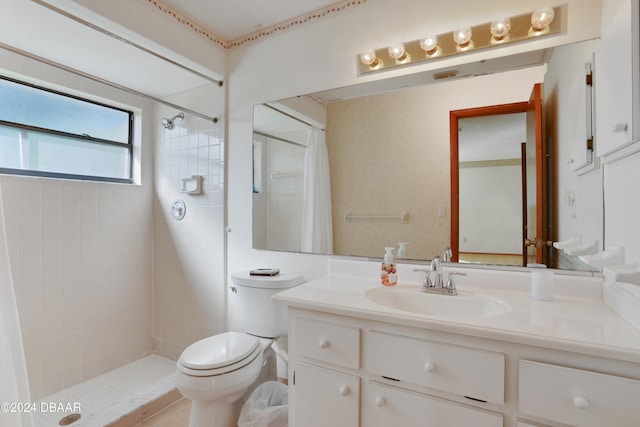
[0,75,134,184]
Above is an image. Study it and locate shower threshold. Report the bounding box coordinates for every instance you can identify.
[33,355,179,427]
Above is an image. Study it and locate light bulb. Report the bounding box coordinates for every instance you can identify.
[388,43,408,63]
[359,49,379,67]
[453,27,473,50]
[490,17,511,41]
[531,7,555,32]
[420,33,439,55]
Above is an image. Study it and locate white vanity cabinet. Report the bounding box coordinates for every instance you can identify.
[288,309,505,427]
[286,306,640,427]
[595,0,640,157]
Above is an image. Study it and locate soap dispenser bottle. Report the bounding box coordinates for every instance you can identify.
[398,242,408,259]
[381,247,398,286]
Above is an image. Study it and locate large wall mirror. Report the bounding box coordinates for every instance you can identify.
[252,41,600,271]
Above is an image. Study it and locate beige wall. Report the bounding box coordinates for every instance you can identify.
[326,66,545,260]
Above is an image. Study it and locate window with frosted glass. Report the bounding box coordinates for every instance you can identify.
[0,76,133,182]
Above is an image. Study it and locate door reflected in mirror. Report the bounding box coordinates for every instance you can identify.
[456,111,528,266]
[451,84,548,268]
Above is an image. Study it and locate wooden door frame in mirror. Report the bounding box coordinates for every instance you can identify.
[450,101,529,263]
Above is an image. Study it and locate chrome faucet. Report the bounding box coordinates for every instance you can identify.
[443,247,452,263]
[431,255,443,288]
[414,258,466,296]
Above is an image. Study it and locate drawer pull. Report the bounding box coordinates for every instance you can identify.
[573,395,590,410]
[613,123,628,133]
[424,362,436,372]
[318,338,330,349]
[374,396,386,407]
[339,385,350,396]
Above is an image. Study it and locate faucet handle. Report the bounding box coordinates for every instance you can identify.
[444,271,467,295]
[413,268,433,290]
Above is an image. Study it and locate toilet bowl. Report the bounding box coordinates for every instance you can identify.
[176,271,304,427]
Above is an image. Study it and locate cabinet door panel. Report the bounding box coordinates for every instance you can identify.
[292,362,359,427]
[595,0,639,156]
[363,381,503,427]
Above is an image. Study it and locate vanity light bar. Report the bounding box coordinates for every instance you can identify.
[357,5,563,75]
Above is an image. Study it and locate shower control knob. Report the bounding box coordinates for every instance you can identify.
[318,338,330,349]
[171,199,186,221]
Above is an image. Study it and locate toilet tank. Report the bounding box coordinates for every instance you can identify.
[231,271,305,338]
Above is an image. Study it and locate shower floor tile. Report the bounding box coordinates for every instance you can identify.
[34,355,177,427]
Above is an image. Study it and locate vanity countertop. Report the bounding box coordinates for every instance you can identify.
[273,273,640,363]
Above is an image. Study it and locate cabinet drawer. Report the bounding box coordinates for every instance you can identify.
[362,381,503,427]
[365,330,504,404]
[293,317,360,369]
[293,362,359,427]
[519,360,640,427]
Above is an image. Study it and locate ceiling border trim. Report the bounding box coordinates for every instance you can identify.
[145,0,228,49]
[146,0,367,50]
[228,0,367,49]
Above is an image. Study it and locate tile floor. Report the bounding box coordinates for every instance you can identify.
[138,399,191,426]
[139,378,288,426]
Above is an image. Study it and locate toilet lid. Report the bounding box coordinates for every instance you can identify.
[231,271,305,289]
[179,332,260,370]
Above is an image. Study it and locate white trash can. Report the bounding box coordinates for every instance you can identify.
[238,381,288,427]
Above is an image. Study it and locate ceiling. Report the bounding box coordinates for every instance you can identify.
[159,0,347,42]
[1,0,554,100]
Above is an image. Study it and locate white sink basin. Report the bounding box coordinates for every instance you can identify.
[365,285,511,318]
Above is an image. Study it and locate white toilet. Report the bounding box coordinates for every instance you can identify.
[175,271,304,427]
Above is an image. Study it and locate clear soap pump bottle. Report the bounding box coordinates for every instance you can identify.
[381,247,398,286]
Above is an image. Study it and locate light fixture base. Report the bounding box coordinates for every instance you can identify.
[357,5,563,75]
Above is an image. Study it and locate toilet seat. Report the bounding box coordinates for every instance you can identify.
[177,332,261,377]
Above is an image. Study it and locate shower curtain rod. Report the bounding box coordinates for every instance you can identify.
[254,130,306,148]
[30,0,223,87]
[264,104,325,131]
[0,42,219,124]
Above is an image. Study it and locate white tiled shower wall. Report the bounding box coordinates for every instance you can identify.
[1,177,154,400]
[0,49,156,400]
[152,83,226,361]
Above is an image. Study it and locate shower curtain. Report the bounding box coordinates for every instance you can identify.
[0,184,33,427]
[301,127,333,254]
